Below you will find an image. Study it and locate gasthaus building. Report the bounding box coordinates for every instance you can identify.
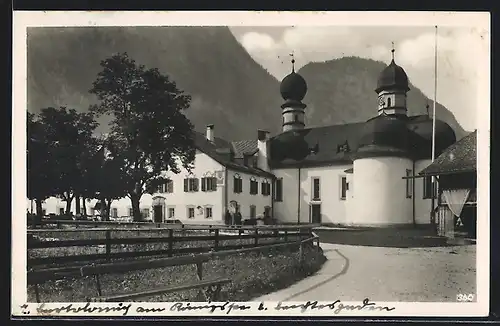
[35,53,458,227]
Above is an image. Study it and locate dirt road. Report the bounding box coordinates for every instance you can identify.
[254,243,476,302]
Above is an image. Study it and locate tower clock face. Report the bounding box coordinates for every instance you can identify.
[378,97,385,107]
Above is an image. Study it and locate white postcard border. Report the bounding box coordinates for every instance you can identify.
[12,10,491,317]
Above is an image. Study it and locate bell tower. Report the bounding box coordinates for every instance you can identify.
[375,44,410,117]
[279,53,308,132]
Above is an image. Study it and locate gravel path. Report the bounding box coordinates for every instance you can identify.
[254,243,476,302]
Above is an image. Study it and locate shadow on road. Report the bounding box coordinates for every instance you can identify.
[314,228,455,248]
[284,249,350,301]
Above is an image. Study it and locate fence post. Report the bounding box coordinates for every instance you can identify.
[168,229,174,257]
[254,228,259,246]
[299,241,304,266]
[105,230,111,262]
[284,229,288,242]
[214,229,219,251]
[273,229,279,241]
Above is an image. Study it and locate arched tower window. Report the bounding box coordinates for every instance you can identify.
[294,114,299,122]
[387,97,392,107]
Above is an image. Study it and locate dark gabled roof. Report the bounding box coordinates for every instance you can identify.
[268,114,457,168]
[269,122,364,168]
[231,139,258,159]
[192,132,274,179]
[419,130,477,176]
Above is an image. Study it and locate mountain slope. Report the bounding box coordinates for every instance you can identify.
[27,26,283,140]
[27,27,467,141]
[298,57,467,138]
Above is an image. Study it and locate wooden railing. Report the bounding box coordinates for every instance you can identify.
[28,225,315,268]
[28,231,321,302]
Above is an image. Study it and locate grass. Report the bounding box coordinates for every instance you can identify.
[27,245,326,302]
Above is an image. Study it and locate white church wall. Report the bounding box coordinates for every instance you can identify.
[299,164,353,225]
[414,159,435,225]
[227,169,273,220]
[352,156,413,226]
[272,168,299,224]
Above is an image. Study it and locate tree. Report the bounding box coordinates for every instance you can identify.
[90,53,196,221]
[88,135,128,221]
[37,107,99,214]
[27,112,54,218]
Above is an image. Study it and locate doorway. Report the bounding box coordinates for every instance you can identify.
[153,205,163,223]
[310,204,321,224]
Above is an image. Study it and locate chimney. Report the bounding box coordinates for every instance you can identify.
[206,124,214,142]
[257,129,270,172]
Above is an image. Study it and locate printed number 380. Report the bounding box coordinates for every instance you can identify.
[456,294,475,302]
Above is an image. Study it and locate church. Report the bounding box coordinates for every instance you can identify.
[35,51,458,227]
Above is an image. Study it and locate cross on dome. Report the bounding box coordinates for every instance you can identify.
[289,52,295,72]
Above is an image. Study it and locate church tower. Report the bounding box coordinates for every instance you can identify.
[279,55,308,132]
[375,45,410,117]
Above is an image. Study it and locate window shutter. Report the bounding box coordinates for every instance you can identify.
[194,178,199,192]
[201,178,206,192]
[211,177,217,191]
[233,177,238,193]
[184,179,188,192]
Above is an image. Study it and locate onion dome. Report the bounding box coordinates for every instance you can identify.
[270,130,311,161]
[280,57,308,101]
[356,115,411,157]
[375,51,410,93]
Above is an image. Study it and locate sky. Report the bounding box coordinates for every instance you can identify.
[229,25,487,131]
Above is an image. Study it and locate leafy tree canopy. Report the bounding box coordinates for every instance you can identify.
[89,52,196,221]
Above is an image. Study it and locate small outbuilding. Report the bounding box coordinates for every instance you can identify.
[419,130,477,239]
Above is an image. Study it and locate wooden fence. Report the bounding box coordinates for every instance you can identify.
[28,225,315,268]
[28,233,321,294]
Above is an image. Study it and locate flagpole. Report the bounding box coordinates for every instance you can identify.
[431,25,438,224]
[432,25,438,163]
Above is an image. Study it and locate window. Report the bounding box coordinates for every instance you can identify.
[250,178,258,195]
[275,178,283,202]
[184,177,199,192]
[294,114,299,122]
[264,206,271,217]
[205,206,213,219]
[261,180,271,196]
[233,174,243,193]
[141,208,150,219]
[387,97,392,107]
[165,180,173,193]
[406,169,413,198]
[187,206,195,219]
[112,208,118,218]
[423,176,436,199]
[128,208,133,216]
[340,176,347,200]
[168,207,175,219]
[250,205,256,218]
[312,177,320,200]
[201,177,217,192]
[59,208,64,215]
